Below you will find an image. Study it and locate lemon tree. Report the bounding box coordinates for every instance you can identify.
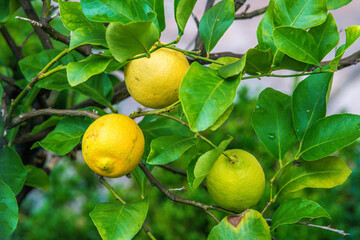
[1,0,359,239]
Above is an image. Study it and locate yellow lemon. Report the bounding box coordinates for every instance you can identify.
[124,46,190,109]
[82,114,145,178]
[206,149,265,211]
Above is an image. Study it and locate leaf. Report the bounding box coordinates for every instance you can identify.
[244,48,273,75]
[277,156,352,196]
[32,117,93,155]
[271,198,330,230]
[69,27,108,51]
[208,209,271,240]
[300,114,360,161]
[217,55,246,79]
[0,0,19,23]
[209,104,234,131]
[67,54,112,86]
[90,199,149,240]
[192,136,233,190]
[308,13,339,60]
[180,62,241,132]
[199,0,235,53]
[252,88,297,160]
[208,57,239,70]
[24,165,50,191]
[147,136,199,165]
[80,0,154,23]
[292,73,333,141]
[174,0,197,36]
[131,166,148,198]
[274,27,321,65]
[327,0,352,10]
[29,116,63,135]
[0,146,27,195]
[153,0,166,32]
[272,0,327,29]
[106,20,159,63]
[257,2,276,53]
[0,180,18,239]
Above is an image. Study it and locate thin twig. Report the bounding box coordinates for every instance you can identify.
[158,164,187,177]
[0,74,20,89]
[19,30,35,48]
[295,222,350,236]
[235,6,268,19]
[0,26,24,60]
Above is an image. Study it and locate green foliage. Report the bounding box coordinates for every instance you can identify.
[0,179,19,239]
[174,0,197,36]
[24,165,50,191]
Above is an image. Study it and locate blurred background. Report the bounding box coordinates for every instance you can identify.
[1,0,359,239]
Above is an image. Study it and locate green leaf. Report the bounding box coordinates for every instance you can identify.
[29,116,63,135]
[33,117,93,155]
[67,55,112,86]
[0,0,19,23]
[180,62,241,132]
[217,55,246,79]
[300,114,360,161]
[277,156,351,196]
[274,27,321,65]
[192,136,233,190]
[0,146,27,195]
[308,13,339,60]
[252,88,297,160]
[292,73,333,141]
[208,57,239,70]
[154,0,166,32]
[327,0,352,10]
[81,0,154,23]
[174,0,197,36]
[257,2,276,53]
[199,0,235,53]
[0,180,18,239]
[209,104,234,131]
[106,20,159,63]
[244,48,273,75]
[24,165,50,191]
[69,27,108,51]
[147,135,199,165]
[271,198,330,230]
[90,199,149,240]
[208,209,271,240]
[272,0,327,28]
[131,166,148,198]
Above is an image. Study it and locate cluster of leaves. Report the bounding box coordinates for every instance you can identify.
[0,0,360,239]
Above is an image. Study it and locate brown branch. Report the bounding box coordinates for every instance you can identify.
[234,0,247,12]
[19,30,35,48]
[235,6,268,19]
[19,0,54,50]
[158,164,187,176]
[0,74,21,89]
[10,109,100,128]
[295,222,350,237]
[0,26,24,60]
[139,162,235,220]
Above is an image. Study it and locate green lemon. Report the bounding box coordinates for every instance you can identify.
[206,149,265,211]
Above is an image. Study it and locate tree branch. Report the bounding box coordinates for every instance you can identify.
[235,6,268,19]
[0,26,24,60]
[0,74,21,90]
[295,222,350,237]
[158,164,187,176]
[9,109,99,128]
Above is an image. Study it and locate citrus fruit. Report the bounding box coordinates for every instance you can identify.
[206,149,265,211]
[124,46,190,109]
[82,114,145,178]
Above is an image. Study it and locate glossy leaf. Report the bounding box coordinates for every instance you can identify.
[209,104,234,131]
[208,57,239,70]
[257,1,276,53]
[192,136,233,190]
[252,88,297,160]
[277,156,351,196]
[292,73,333,141]
[67,55,112,86]
[272,0,327,29]
[32,117,93,155]
[244,48,273,75]
[300,114,360,161]
[90,199,149,240]
[24,165,50,191]
[327,0,352,10]
[0,180,18,239]
[308,13,339,60]
[106,20,159,63]
[69,27,107,51]
[217,55,246,79]
[208,209,271,240]
[180,62,241,132]
[29,116,63,135]
[147,135,199,165]
[174,0,197,36]
[274,27,320,65]
[271,198,330,230]
[80,0,154,23]
[199,0,235,53]
[0,146,27,195]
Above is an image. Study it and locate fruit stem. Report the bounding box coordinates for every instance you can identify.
[165,45,224,65]
[99,176,126,204]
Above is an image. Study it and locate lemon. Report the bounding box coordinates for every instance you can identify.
[82,114,145,178]
[206,149,265,211]
[124,46,190,109]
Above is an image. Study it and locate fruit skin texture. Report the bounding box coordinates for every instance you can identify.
[124,47,190,109]
[82,114,145,178]
[206,149,265,211]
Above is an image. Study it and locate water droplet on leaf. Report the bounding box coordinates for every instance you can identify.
[267,133,276,140]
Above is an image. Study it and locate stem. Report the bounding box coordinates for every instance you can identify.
[242,70,334,80]
[295,222,350,236]
[269,158,295,201]
[129,100,181,119]
[165,45,224,65]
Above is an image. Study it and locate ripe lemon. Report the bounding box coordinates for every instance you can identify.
[206,149,265,211]
[124,46,190,109]
[82,114,145,178]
